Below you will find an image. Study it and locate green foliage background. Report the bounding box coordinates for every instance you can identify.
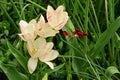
[0,0,120,80]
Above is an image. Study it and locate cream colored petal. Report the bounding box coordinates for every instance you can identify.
[27,37,46,57]
[18,33,33,41]
[36,15,45,29]
[37,15,46,37]
[29,19,36,25]
[38,23,59,38]
[44,62,54,69]
[33,38,46,58]
[39,42,54,61]
[39,15,45,26]
[56,5,64,14]
[39,50,59,62]
[47,5,55,23]
[47,5,54,15]
[18,34,26,41]
[19,20,28,33]
[43,27,59,38]
[26,40,34,56]
[34,37,46,50]
[28,57,38,74]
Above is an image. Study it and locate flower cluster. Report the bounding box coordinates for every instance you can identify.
[18,5,69,74]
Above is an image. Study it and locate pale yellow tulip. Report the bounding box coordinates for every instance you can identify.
[36,15,59,38]
[18,19,37,41]
[47,5,69,30]
[27,37,59,74]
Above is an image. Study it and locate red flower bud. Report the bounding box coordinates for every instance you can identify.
[63,31,70,37]
[74,29,87,37]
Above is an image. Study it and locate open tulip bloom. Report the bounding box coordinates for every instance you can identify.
[36,15,59,38]
[18,19,37,41]
[47,5,69,30]
[27,37,59,74]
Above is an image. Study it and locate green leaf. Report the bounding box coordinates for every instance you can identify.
[48,63,65,74]
[7,40,28,71]
[105,66,120,80]
[70,38,87,77]
[42,73,48,80]
[91,17,120,57]
[0,61,28,80]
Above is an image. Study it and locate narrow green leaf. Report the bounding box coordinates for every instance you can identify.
[27,0,46,11]
[0,62,28,80]
[48,63,65,74]
[0,4,19,32]
[7,40,28,71]
[91,17,120,57]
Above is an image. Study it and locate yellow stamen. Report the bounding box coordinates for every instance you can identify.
[31,49,38,56]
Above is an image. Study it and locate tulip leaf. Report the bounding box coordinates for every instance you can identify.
[48,63,65,74]
[0,61,28,80]
[42,73,48,80]
[105,66,120,80]
[91,17,120,57]
[7,40,28,71]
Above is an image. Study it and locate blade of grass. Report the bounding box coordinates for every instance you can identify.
[0,4,19,32]
[91,17,120,57]
[27,0,46,11]
[7,40,28,71]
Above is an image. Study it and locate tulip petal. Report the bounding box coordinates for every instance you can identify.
[47,5,54,19]
[36,15,45,29]
[19,19,37,41]
[27,37,46,57]
[39,50,59,62]
[19,20,28,33]
[54,12,68,30]
[56,5,64,14]
[44,62,54,69]
[28,57,38,74]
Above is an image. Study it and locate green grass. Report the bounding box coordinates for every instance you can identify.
[0,0,120,80]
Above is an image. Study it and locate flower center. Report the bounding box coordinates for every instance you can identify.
[31,48,38,56]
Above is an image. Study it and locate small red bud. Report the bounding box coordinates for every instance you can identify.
[74,29,88,37]
[63,31,70,37]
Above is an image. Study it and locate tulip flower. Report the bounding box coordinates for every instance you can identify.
[18,19,37,41]
[36,15,59,38]
[27,37,59,74]
[47,5,69,30]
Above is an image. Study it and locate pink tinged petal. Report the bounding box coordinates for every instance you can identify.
[18,33,32,41]
[37,15,46,29]
[18,34,26,41]
[39,42,54,59]
[44,62,54,69]
[19,20,28,33]
[56,5,64,14]
[47,5,54,20]
[55,12,68,30]
[47,15,58,28]
[28,58,38,74]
